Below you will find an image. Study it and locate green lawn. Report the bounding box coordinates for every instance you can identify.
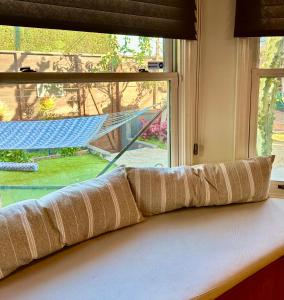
[0,154,112,207]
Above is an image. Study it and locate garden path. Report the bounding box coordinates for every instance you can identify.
[107,148,168,168]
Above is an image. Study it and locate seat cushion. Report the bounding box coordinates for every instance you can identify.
[1,198,284,300]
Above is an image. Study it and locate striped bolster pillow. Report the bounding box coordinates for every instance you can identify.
[191,155,274,207]
[0,167,143,279]
[126,156,274,216]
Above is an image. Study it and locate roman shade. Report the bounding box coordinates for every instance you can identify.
[235,0,284,37]
[0,0,196,40]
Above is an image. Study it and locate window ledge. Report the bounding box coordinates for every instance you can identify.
[269,181,284,199]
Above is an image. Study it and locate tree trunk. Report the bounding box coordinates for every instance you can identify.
[115,82,122,151]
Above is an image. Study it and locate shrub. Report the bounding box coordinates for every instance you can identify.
[0,150,32,163]
[58,147,79,157]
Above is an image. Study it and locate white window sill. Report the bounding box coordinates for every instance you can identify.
[270,181,284,199]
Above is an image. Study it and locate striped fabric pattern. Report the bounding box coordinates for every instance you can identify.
[192,155,274,207]
[0,167,143,279]
[126,156,274,216]
[127,166,201,216]
[0,200,62,279]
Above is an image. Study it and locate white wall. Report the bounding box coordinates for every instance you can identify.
[194,0,237,164]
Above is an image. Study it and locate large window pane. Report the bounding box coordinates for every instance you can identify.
[256,77,284,180]
[0,26,164,73]
[0,80,169,207]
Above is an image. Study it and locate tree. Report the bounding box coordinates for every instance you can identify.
[258,37,284,155]
[87,35,160,151]
[92,35,153,113]
[0,26,112,54]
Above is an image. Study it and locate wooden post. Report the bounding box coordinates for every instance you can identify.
[115,82,122,150]
[14,52,23,120]
[74,55,82,116]
[152,38,161,105]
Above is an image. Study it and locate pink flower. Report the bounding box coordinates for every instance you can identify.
[139,116,167,142]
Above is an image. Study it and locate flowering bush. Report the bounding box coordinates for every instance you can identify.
[40,96,56,112]
[140,116,167,142]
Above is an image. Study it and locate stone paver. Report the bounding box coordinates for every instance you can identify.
[107,148,168,168]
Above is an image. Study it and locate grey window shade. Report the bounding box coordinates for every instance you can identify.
[235,0,284,37]
[0,0,196,39]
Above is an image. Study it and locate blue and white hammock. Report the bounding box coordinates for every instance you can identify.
[0,107,151,150]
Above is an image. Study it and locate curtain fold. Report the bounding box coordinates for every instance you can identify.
[0,0,196,39]
[235,0,284,37]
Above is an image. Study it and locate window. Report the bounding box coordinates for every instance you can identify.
[250,37,284,194]
[0,26,178,207]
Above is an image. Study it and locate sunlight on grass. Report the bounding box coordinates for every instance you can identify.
[0,154,112,206]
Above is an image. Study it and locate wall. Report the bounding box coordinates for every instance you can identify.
[194,0,237,164]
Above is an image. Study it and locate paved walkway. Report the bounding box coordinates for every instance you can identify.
[107,148,168,168]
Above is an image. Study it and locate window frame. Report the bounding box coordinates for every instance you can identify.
[0,28,198,207]
[235,37,284,197]
[0,32,189,166]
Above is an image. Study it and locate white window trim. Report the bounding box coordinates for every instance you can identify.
[0,72,180,167]
[174,0,200,166]
[234,38,258,160]
[176,40,197,166]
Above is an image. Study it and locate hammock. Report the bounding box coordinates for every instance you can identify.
[0,107,151,150]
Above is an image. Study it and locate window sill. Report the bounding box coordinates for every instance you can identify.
[269,181,284,199]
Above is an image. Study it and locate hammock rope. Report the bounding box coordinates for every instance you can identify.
[96,107,151,139]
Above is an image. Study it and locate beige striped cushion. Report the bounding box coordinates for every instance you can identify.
[39,167,143,247]
[126,156,274,216]
[0,167,143,279]
[126,166,199,216]
[192,155,274,207]
[0,199,61,279]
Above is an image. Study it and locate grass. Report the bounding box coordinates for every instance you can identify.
[0,154,112,207]
[139,137,167,150]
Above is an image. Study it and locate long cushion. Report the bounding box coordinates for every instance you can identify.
[127,165,199,216]
[193,155,274,207]
[39,167,143,247]
[1,199,284,300]
[0,199,61,279]
[0,167,143,279]
[126,156,274,216]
